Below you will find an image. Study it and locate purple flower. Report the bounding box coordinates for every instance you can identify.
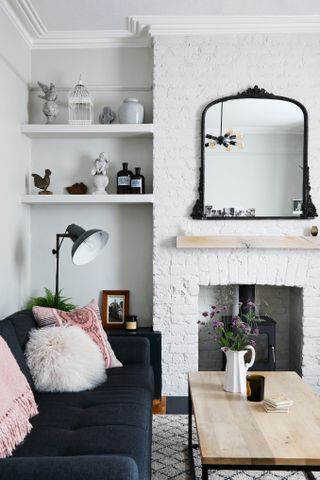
[211,305,216,309]
[247,301,255,308]
[202,311,209,317]
[250,340,256,347]
[212,320,224,329]
[253,328,259,336]
[222,305,228,312]
[210,311,215,318]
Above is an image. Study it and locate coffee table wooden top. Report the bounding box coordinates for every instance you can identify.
[189,371,320,467]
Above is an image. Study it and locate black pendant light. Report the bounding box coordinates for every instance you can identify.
[205,103,244,151]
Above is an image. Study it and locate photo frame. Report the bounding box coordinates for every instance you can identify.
[102,290,129,330]
[292,199,303,215]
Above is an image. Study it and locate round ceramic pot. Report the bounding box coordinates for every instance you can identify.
[92,174,109,195]
[118,98,144,124]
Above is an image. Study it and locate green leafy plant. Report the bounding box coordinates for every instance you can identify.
[26,288,76,311]
[200,303,259,351]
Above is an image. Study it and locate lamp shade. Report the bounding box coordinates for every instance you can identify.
[66,224,108,266]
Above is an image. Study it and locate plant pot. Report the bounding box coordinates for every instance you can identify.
[221,346,255,394]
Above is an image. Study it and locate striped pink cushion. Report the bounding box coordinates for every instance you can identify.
[32,300,116,368]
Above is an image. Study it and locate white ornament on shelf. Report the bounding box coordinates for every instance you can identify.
[91,152,109,195]
[68,75,93,125]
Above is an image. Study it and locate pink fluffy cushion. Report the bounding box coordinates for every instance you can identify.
[32,299,122,369]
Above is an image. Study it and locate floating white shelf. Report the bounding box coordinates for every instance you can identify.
[21,124,154,139]
[21,194,154,205]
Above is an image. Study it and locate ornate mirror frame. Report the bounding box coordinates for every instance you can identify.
[191,86,317,220]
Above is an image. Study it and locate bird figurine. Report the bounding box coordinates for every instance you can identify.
[32,169,52,195]
[38,81,58,124]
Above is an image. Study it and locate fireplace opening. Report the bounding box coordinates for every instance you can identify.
[198,285,303,374]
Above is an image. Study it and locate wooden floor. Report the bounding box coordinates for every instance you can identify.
[153,397,167,414]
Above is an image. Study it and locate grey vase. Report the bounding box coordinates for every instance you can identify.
[118,98,144,124]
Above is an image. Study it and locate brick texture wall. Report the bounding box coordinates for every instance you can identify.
[153,34,320,396]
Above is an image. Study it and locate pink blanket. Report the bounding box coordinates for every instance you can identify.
[0,337,38,458]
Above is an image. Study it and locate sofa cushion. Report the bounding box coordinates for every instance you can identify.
[4,310,37,351]
[0,320,35,389]
[13,365,153,480]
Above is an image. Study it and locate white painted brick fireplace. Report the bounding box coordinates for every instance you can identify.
[152,34,320,397]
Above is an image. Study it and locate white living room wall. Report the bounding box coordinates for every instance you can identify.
[0,6,31,317]
[27,48,154,325]
[153,33,320,396]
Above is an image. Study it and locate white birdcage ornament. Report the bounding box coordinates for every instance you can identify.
[68,75,93,125]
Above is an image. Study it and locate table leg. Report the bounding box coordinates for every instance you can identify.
[202,465,209,480]
[188,384,192,448]
[305,471,316,480]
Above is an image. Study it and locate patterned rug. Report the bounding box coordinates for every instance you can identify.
[152,415,317,480]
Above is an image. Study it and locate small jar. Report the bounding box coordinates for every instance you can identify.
[118,98,144,124]
[125,315,138,331]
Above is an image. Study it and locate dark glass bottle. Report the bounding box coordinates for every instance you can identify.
[117,162,132,194]
[130,167,145,194]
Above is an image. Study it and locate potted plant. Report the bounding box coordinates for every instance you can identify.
[26,288,76,312]
[200,303,259,394]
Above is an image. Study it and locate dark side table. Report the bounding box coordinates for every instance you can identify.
[107,328,162,400]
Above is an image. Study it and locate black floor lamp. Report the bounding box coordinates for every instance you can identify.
[52,223,109,304]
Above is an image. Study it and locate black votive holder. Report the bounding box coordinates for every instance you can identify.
[246,374,265,402]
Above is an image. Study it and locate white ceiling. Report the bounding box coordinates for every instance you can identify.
[28,0,320,31]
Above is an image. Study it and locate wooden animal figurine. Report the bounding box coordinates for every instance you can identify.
[66,182,88,195]
[38,81,58,124]
[32,169,52,195]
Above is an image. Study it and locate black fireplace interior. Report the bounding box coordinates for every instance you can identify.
[223,284,277,371]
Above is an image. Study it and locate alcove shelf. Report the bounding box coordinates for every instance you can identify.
[176,235,320,249]
[21,194,154,204]
[21,124,154,139]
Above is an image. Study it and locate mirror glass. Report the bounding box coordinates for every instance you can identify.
[204,98,304,218]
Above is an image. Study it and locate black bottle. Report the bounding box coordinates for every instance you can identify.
[130,167,145,194]
[117,162,132,194]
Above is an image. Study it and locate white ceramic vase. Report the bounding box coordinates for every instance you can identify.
[118,98,144,124]
[92,174,109,195]
[222,346,255,394]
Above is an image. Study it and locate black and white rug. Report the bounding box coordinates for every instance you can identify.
[152,415,317,480]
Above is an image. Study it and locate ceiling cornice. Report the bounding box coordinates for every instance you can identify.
[129,15,320,36]
[2,2,320,50]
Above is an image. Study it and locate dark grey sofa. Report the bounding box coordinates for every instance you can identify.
[0,310,154,480]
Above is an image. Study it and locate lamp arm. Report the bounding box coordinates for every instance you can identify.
[52,232,70,306]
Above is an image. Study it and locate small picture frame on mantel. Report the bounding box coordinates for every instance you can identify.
[102,290,129,330]
[292,199,303,215]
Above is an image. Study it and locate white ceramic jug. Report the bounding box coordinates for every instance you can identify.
[222,346,255,394]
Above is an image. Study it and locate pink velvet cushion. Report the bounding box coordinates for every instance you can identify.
[32,299,122,369]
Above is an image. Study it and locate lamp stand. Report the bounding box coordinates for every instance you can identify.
[52,233,70,306]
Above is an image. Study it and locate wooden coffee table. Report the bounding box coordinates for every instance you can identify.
[188,371,320,480]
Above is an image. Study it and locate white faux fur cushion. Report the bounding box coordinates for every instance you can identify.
[25,326,107,392]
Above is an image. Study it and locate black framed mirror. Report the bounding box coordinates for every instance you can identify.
[192,86,317,220]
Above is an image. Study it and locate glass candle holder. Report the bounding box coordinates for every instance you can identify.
[246,374,265,402]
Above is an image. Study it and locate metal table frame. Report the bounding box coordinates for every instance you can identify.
[188,385,318,480]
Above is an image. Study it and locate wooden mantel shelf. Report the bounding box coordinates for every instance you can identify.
[176,235,320,250]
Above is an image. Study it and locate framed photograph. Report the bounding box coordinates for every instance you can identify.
[292,199,302,215]
[102,290,129,330]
